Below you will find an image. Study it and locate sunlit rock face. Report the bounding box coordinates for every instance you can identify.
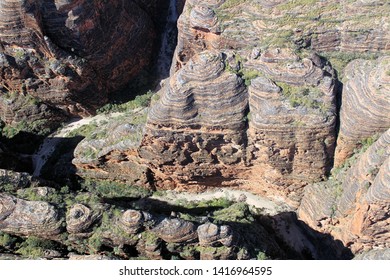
[139,50,249,191]
[335,56,390,166]
[299,129,390,254]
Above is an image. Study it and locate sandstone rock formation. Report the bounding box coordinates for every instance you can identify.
[197,223,233,247]
[245,49,337,201]
[138,50,248,190]
[0,194,62,237]
[0,0,157,131]
[354,249,390,260]
[1,0,390,260]
[72,110,153,187]
[152,217,198,243]
[335,56,390,165]
[66,204,101,234]
[299,128,390,254]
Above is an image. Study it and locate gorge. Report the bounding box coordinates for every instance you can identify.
[0,0,389,260]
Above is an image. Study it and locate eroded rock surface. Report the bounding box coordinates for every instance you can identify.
[299,129,390,254]
[0,194,62,237]
[0,0,157,129]
[138,50,248,190]
[335,56,390,165]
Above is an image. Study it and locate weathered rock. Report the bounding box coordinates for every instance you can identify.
[335,56,390,165]
[152,217,198,243]
[72,110,153,187]
[0,0,157,129]
[119,210,154,235]
[0,169,32,189]
[0,194,62,237]
[139,50,248,190]
[354,249,390,260]
[245,48,337,201]
[66,204,100,234]
[299,129,390,254]
[297,183,336,230]
[197,223,234,247]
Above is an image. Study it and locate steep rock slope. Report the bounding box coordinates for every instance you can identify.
[0,0,157,131]
[138,50,248,190]
[335,56,390,165]
[299,129,390,253]
[244,49,337,202]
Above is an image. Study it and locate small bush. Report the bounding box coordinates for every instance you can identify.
[97,91,153,114]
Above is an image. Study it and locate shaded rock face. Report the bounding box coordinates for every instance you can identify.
[335,56,390,165]
[0,0,157,126]
[298,129,390,254]
[72,110,153,187]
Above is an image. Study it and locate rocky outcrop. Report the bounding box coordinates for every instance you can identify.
[197,223,233,247]
[119,210,154,235]
[335,56,390,165]
[354,249,390,260]
[152,218,198,243]
[299,129,390,254]
[0,0,157,130]
[244,49,337,201]
[0,194,62,237]
[72,110,153,187]
[139,50,248,190]
[66,204,101,234]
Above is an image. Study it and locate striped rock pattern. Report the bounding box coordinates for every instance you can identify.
[335,56,390,165]
[298,129,390,254]
[139,50,248,190]
[66,204,101,234]
[245,49,337,200]
[0,0,157,127]
[0,194,62,237]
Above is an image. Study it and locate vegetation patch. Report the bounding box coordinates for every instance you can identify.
[97,90,153,114]
[15,236,62,258]
[319,51,380,80]
[275,82,328,113]
[80,179,151,199]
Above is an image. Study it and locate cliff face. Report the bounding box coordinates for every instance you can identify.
[72,0,389,203]
[299,129,390,253]
[335,56,390,165]
[1,0,390,259]
[139,50,248,190]
[0,0,157,130]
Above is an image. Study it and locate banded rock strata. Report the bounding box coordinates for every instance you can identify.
[299,129,390,253]
[0,0,157,129]
[335,56,390,165]
[0,187,285,260]
[138,50,248,190]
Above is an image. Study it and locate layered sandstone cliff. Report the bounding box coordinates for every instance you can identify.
[1,0,390,260]
[335,56,390,165]
[299,129,390,254]
[0,0,157,131]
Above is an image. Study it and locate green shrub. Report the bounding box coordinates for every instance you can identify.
[0,232,17,249]
[97,90,153,114]
[16,237,59,258]
[80,179,151,199]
